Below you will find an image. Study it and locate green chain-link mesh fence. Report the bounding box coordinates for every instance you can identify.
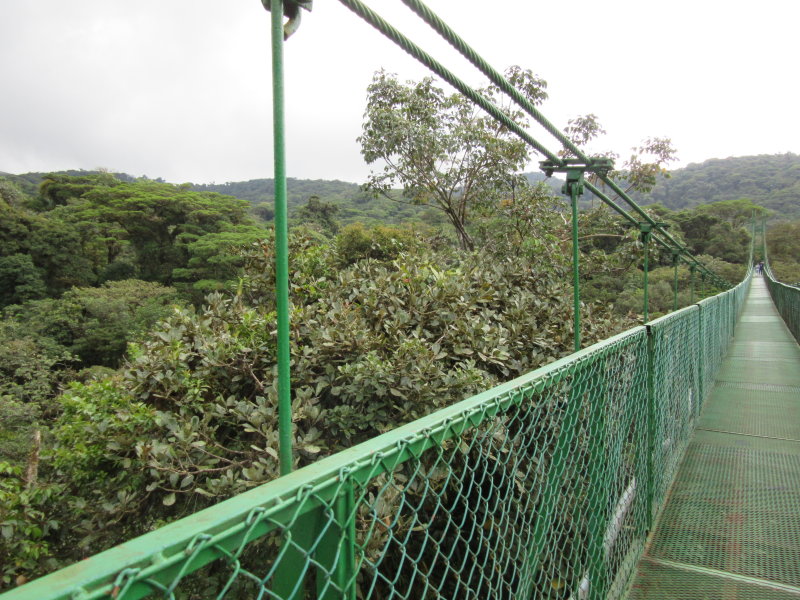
[3,273,752,600]
[765,267,800,344]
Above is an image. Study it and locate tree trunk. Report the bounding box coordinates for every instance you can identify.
[25,429,41,488]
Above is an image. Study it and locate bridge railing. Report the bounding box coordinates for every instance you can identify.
[764,267,800,343]
[4,272,751,600]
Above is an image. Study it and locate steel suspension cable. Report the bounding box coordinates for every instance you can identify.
[399,0,585,163]
[397,0,729,286]
[338,0,729,288]
[585,179,729,287]
[337,0,561,163]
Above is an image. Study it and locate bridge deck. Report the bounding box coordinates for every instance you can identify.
[626,276,800,599]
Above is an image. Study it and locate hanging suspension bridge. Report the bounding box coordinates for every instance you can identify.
[3,1,799,598]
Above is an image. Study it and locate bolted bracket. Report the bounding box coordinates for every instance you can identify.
[539,157,615,198]
[638,222,653,243]
[671,249,681,266]
[563,168,585,197]
[638,221,669,243]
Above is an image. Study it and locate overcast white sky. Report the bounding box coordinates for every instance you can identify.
[1,0,798,184]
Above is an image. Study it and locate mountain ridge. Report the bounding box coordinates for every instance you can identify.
[4,153,798,221]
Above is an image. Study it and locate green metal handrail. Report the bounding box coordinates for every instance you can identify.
[763,223,800,343]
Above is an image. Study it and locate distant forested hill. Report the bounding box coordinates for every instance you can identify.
[635,153,800,217]
[0,171,446,227]
[1,169,138,197]
[191,178,444,227]
[7,152,798,225]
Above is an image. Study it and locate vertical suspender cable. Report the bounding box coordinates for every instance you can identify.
[672,250,680,312]
[271,0,293,476]
[570,187,581,351]
[641,225,651,323]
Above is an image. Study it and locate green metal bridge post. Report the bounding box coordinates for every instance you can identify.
[697,305,705,410]
[271,479,357,600]
[540,158,614,351]
[672,250,680,312]
[525,375,586,598]
[268,4,358,598]
[270,0,293,477]
[700,272,706,298]
[270,0,300,594]
[639,223,653,322]
[569,174,583,351]
[587,367,609,600]
[690,264,696,304]
[316,480,357,600]
[645,325,656,531]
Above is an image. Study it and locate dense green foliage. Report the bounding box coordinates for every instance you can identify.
[0,174,264,305]
[191,177,447,229]
[0,176,643,586]
[766,220,800,285]
[359,67,546,250]
[0,174,268,495]
[4,280,178,369]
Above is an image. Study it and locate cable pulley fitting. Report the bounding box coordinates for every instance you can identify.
[262,0,312,39]
[539,158,615,196]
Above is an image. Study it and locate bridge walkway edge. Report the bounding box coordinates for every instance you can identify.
[625,276,800,599]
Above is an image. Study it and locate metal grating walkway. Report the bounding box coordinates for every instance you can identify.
[626,277,800,599]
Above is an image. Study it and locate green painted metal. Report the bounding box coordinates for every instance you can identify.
[271,0,292,476]
[540,159,614,351]
[672,250,680,312]
[640,223,653,323]
[764,242,800,344]
[644,324,655,531]
[690,264,696,304]
[523,372,587,598]
[626,274,800,599]
[587,370,608,600]
[571,187,581,351]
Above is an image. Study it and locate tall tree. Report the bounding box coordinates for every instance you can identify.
[359,67,547,250]
[561,114,678,196]
[45,176,257,286]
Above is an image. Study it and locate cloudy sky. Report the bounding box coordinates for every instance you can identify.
[1,0,797,184]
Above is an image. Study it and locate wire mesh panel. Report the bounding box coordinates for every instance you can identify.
[648,306,700,515]
[698,298,717,408]
[765,271,800,344]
